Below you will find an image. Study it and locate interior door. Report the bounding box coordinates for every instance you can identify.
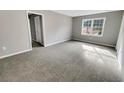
[34,16,43,44]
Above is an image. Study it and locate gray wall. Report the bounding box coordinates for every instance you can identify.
[117,12,124,80]
[0,10,31,58]
[72,11,123,47]
[0,10,72,58]
[31,10,72,46]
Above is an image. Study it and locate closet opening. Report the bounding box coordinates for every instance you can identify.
[28,12,44,48]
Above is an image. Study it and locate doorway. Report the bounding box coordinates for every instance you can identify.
[28,12,44,48]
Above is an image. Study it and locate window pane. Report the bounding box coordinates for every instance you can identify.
[83,20,91,27]
[82,18,105,36]
[92,19,104,35]
[82,20,92,35]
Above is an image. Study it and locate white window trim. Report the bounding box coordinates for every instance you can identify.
[81,17,106,37]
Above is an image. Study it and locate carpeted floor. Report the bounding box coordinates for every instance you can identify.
[0,41,122,82]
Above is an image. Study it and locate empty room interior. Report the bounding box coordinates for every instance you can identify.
[0,10,124,82]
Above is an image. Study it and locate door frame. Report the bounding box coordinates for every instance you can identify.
[26,10,46,48]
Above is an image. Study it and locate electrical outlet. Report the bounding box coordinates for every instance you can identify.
[2,46,7,51]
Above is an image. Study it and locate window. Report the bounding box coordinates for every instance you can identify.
[81,18,105,37]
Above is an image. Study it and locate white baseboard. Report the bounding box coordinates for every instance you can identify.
[0,48,32,59]
[72,38,115,48]
[45,38,71,47]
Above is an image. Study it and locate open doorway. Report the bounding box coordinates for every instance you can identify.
[28,12,44,48]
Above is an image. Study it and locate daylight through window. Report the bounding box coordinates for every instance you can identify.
[81,18,105,36]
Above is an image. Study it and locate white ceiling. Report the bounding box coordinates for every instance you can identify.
[52,10,117,17]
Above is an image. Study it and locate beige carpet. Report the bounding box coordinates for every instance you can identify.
[0,41,122,82]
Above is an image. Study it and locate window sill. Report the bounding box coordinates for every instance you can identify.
[81,34,103,37]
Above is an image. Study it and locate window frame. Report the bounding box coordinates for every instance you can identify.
[81,17,106,37]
